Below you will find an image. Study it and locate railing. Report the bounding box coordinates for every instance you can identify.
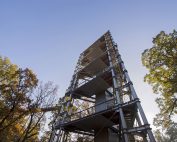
[63,97,117,123]
[56,98,140,128]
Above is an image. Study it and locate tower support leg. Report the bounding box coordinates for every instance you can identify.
[105,34,129,142]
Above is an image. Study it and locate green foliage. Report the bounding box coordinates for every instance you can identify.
[142,30,177,128]
[154,123,177,142]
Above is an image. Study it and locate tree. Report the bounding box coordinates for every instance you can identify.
[141,30,177,128]
[16,82,58,142]
[40,131,51,142]
[0,56,38,141]
[0,56,59,141]
[154,123,177,142]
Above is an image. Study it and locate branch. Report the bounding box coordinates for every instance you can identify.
[28,113,45,134]
[26,132,38,139]
[20,114,34,142]
[0,111,28,132]
[169,98,177,120]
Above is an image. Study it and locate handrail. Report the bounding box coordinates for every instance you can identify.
[64,97,116,123]
[57,98,140,127]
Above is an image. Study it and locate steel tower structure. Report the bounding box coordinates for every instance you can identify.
[49,31,156,142]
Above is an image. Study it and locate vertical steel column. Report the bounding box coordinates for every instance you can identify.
[135,112,142,126]
[58,131,63,142]
[49,97,67,142]
[54,105,66,142]
[61,132,66,142]
[104,33,129,142]
[118,57,156,141]
[48,130,55,142]
[113,45,156,141]
[107,31,155,141]
[56,129,62,142]
[64,132,68,142]
[118,116,122,141]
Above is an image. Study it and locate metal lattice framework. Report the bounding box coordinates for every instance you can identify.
[49,31,156,142]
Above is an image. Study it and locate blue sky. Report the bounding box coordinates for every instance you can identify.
[0,0,177,129]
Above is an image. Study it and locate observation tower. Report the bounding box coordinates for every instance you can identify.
[49,31,156,142]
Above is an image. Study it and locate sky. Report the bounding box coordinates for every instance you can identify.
[0,0,177,130]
